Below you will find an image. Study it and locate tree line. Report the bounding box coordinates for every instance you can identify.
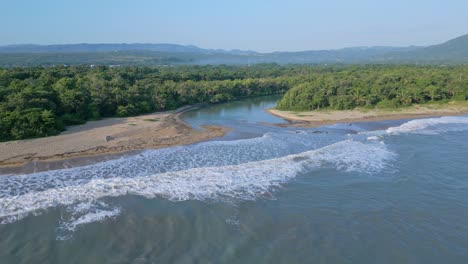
[277,65,468,111]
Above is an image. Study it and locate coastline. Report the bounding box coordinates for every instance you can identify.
[3,99,468,175]
[268,101,468,127]
[0,105,230,175]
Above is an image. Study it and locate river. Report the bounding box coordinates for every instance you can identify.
[1,96,468,263]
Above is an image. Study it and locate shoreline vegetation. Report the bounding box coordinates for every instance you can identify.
[276,67,467,112]
[269,101,468,127]
[0,106,230,174]
[2,64,467,142]
[0,64,291,142]
[270,64,468,125]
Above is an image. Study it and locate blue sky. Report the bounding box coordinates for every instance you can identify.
[1,0,467,52]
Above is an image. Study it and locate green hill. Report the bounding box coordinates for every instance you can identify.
[383,34,468,63]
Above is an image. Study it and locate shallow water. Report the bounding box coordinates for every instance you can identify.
[1,96,468,263]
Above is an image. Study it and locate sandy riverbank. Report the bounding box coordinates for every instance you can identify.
[0,106,230,174]
[268,101,468,127]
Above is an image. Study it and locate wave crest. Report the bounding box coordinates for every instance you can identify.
[386,116,468,134]
[0,139,394,229]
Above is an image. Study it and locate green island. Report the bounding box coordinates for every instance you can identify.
[1,64,467,141]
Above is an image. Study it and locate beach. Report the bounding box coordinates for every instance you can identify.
[2,100,467,174]
[0,106,230,174]
[268,101,468,127]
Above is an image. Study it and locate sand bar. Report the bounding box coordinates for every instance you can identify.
[0,106,230,174]
[268,101,468,127]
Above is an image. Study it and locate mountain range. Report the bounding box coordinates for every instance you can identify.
[0,43,258,55]
[0,34,467,66]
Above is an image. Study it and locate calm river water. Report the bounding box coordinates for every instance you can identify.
[1,96,468,263]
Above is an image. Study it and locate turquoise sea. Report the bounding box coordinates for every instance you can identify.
[1,96,468,263]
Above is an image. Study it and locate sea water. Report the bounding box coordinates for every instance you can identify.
[0,96,467,263]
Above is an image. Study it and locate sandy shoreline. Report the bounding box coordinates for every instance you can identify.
[2,100,467,175]
[0,106,230,174]
[268,101,468,127]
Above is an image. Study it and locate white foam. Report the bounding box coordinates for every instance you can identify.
[386,116,468,134]
[62,208,120,231]
[56,202,121,240]
[0,139,395,227]
[0,130,347,201]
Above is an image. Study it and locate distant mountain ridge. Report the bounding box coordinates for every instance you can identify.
[0,43,258,55]
[0,34,467,66]
[0,43,418,56]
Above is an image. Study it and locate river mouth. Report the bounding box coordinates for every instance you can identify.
[0,95,417,176]
[1,96,468,263]
[181,95,287,139]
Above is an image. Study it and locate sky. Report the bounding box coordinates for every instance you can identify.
[1,0,467,52]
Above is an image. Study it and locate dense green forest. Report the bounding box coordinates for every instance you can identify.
[0,64,467,141]
[0,64,294,141]
[277,65,468,111]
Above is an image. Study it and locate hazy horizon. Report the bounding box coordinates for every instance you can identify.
[1,0,467,52]
[0,41,433,53]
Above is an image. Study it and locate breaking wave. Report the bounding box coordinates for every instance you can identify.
[0,138,395,236]
[386,116,468,134]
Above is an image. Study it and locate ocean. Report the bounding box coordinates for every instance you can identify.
[0,96,467,263]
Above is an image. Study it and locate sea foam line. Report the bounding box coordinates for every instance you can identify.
[0,139,395,225]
